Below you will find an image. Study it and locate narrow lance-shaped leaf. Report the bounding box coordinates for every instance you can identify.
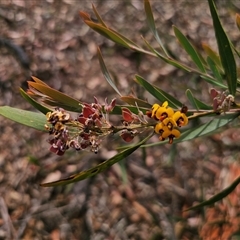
[28,81,82,112]
[31,76,49,86]
[200,75,227,89]
[185,176,240,211]
[173,26,206,73]
[186,89,199,111]
[92,4,107,27]
[172,113,238,143]
[208,0,237,95]
[230,42,240,59]
[144,0,169,56]
[186,89,212,111]
[0,106,47,132]
[20,88,52,114]
[236,13,240,32]
[206,57,223,83]
[143,113,239,147]
[135,75,183,109]
[84,21,131,48]
[191,97,212,110]
[120,96,152,108]
[90,5,141,50]
[97,48,122,96]
[202,42,222,69]
[142,37,191,72]
[80,11,140,50]
[40,132,154,187]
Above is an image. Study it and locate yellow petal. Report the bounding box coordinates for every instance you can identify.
[171,129,181,138]
[154,122,164,133]
[173,111,188,127]
[162,101,168,108]
[151,104,160,117]
[161,126,171,138]
[156,107,174,121]
[166,108,174,118]
[182,114,188,125]
[168,129,181,144]
[162,117,177,128]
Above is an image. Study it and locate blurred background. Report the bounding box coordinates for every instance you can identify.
[0,0,240,239]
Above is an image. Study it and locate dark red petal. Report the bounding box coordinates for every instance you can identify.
[77,116,87,125]
[122,108,135,122]
[82,106,95,118]
[120,131,134,142]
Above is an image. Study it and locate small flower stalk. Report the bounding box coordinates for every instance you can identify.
[147,101,189,144]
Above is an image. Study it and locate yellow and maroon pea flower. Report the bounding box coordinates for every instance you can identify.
[173,111,188,127]
[154,122,180,144]
[155,101,174,121]
[150,102,189,144]
[146,103,160,119]
[167,129,181,144]
[162,117,177,129]
[151,103,160,117]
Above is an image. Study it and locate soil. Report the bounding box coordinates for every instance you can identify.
[0,1,240,239]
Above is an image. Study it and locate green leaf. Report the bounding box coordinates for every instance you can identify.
[142,37,191,72]
[0,106,47,132]
[202,42,222,69]
[80,10,142,51]
[83,19,140,50]
[208,0,237,95]
[206,57,223,83]
[236,13,240,32]
[85,21,129,48]
[40,132,154,187]
[92,4,107,27]
[186,89,199,111]
[192,97,212,110]
[185,176,240,211]
[144,0,169,56]
[135,75,183,109]
[173,26,206,73]
[143,113,239,147]
[28,81,82,112]
[186,89,212,111]
[97,48,122,96]
[200,75,227,89]
[173,113,238,142]
[120,96,152,108]
[20,88,52,114]
[231,42,240,59]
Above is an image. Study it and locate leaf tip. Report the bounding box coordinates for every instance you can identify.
[236,13,240,31]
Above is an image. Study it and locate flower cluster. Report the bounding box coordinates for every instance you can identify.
[147,101,188,144]
[210,88,235,113]
[45,97,116,155]
[120,106,148,142]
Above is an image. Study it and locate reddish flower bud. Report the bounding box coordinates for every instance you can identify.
[104,98,116,112]
[121,107,137,122]
[82,105,95,118]
[120,130,135,142]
